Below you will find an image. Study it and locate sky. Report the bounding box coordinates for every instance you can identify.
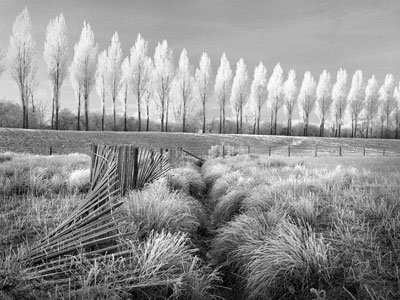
[0,0,400,124]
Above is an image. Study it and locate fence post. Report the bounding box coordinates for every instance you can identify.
[363,147,366,156]
[383,148,385,156]
[248,145,250,154]
[49,145,53,156]
[288,145,291,157]
[315,145,318,157]
[222,145,225,158]
[268,147,271,157]
[339,146,342,156]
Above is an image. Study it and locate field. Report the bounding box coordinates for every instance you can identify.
[1,128,400,157]
[0,148,399,299]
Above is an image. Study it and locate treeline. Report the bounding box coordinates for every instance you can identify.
[0,8,399,138]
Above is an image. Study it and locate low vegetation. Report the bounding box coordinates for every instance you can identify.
[0,151,399,299]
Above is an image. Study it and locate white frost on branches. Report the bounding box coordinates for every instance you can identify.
[297,71,316,136]
[249,62,267,134]
[214,52,232,133]
[230,58,249,134]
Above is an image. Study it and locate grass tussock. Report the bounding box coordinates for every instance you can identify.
[123,179,204,237]
[167,167,206,198]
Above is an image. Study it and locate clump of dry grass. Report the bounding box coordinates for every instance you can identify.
[242,221,338,299]
[211,189,248,225]
[210,208,286,268]
[123,179,204,237]
[167,167,206,198]
[68,168,90,193]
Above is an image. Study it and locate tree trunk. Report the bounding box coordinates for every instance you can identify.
[222,98,225,134]
[381,118,384,138]
[386,114,390,138]
[51,96,55,130]
[84,94,89,131]
[240,102,243,134]
[274,107,278,135]
[137,90,141,132]
[270,113,273,135]
[113,97,116,131]
[287,118,290,136]
[101,96,105,131]
[22,102,26,129]
[219,108,222,134]
[165,97,169,132]
[236,112,239,134]
[257,107,261,135]
[320,118,325,137]
[182,100,186,133]
[161,99,164,132]
[55,88,59,130]
[202,94,206,133]
[124,89,127,131]
[146,104,150,131]
[77,92,81,131]
[354,116,358,138]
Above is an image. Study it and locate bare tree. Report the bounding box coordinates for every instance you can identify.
[130,34,152,132]
[378,74,396,138]
[230,58,249,134]
[8,7,36,129]
[195,52,212,133]
[214,52,232,134]
[170,49,195,132]
[119,57,130,131]
[43,13,68,130]
[267,63,283,135]
[347,70,364,138]
[331,68,348,137]
[364,75,379,138]
[107,32,122,131]
[249,62,267,135]
[316,70,332,137]
[71,22,98,131]
[298,71,316,136]
[153,40,174,132]
[283,69,297,136]
[95,50,107,131]
[69,60,83,130]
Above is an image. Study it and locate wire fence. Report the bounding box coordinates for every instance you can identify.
[1,143,400,158]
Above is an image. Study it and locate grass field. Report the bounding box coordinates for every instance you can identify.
[1,128,400,157]
[0,150,399,299]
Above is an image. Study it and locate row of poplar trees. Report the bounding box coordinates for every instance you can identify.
[1,8,400,138]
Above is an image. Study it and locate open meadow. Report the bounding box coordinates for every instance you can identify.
[0,150,399,300]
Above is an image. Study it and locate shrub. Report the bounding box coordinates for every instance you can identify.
[209,171,244,205]
[201,161,230,191]
[0,153,12,163]
[123,179,202,237]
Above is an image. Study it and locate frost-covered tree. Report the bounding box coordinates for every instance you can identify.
[95,50,107,131]
[130,34,153,132]
[43,13,68,130]
[282,69,297,136]
[267,63,283,135]
[347,70,364,138]
[363,75,379,138]
[69,61,83,130]
[119,57,130,131]
[316,70,332,137]
[378,74,396,138]
[393,85,400,139]
[70,22,98,131]
[230,58,249,134]
[214,53,232,134]
[298,71,316,136]
[106,32,122,131]
[195,52,212,133]
[249,62,267,134]
[331,69,348,137]
[8,7,35,129]
[153,40,174,132]
[243,100,257,134]
[142,57,153,131]
[170,49,195,132]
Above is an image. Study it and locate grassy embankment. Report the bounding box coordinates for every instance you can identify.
[0,151,399,299]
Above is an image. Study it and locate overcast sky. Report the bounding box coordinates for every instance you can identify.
[0,0,400,123]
